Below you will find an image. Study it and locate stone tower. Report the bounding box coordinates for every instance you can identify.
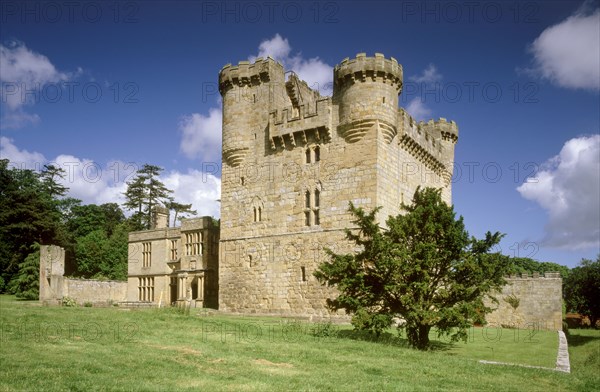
[218,53,458,317]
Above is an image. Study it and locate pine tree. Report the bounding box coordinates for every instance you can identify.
[123,164,174,229]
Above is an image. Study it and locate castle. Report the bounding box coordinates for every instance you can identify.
[35,53,562,330]
[124,53,458,315]
[217,53,457,316]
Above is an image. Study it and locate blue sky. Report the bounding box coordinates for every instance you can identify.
[1,0,599,268]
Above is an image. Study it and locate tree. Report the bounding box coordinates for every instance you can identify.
[315,187,512,350]
[123,164,173,230]
[74,222,129,280]
[564,256,600,327]
[7,244,40,300]
[167,201,197,227]
[0,160,67,293]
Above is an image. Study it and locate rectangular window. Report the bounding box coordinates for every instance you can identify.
[170,240,178,260]
[186,232,202,255]
[314,209,320,225]
[301,266,306,282]
[304,211,311,226]
[142,242,151,268]
[138,277,154,301]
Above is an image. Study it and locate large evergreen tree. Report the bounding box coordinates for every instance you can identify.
[315,187,512,350]
[0,160,67,294]
[124,164,173,230]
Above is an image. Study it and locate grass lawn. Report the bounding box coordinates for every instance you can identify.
[1,295,598,391]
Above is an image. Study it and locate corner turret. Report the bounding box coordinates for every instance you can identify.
[333,53,403,143]
[219,57,286,167]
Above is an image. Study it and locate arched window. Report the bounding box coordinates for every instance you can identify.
[305,191,311,209]
[305,148,311,164]
[314,146,320,162]
[314,189,320,208]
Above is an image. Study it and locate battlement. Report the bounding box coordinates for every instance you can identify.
[219,57,284,95]
[268,98,332,149]
[506,272,562,279]
[334,53,403,93]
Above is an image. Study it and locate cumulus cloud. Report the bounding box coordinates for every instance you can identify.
[162,170,221,219]
[250,34,333,95]
[404,98,432,121]
[0,138,221,219]
[179,108,222,162]
[527,3,600,91]
[1,136,46,168]
[0,41,70,128]
[517,135,600,249]
[409,63,442,84]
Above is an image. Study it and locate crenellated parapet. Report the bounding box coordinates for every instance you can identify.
[268,98,332,150]
[398,109,457,184]
[333,53,403,93]
[219,57,284,95]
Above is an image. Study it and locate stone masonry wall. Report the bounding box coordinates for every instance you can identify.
[218,53,458,316]
[484,272,563,331]
[39,245,127,306]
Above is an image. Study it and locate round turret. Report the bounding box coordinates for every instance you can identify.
[219,57,285,167]
[333,53,403,142]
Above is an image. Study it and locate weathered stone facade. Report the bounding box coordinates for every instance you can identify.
[485,273,563,331]
[39,245,127,306]
[218,53,458,316]
[127,212,220,308]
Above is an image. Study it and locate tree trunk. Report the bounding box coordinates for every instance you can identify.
[417,324,431,350]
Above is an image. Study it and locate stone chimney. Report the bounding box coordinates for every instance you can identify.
[151,206,170,229]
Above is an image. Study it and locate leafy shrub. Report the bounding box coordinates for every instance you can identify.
[312,321,338,338]
[84,301,93,307]
[61,297,77,307]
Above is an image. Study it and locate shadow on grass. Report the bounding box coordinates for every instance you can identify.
[567,331,600,347]
[334,329,455,351]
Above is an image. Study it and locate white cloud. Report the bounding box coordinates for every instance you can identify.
[405,98,432,121]
[0,136,46,168]
[1,110,40,129]
[250,34,333,95]
[517,135,600,249]
[403,64,443,120]
[179,109,222,162]
[409,63,442,84]
[0,41,69,128]
[162,170,221,220]
[527,3,600,91]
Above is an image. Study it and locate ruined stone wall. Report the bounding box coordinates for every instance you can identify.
[64,279,127,305]
[484,273,563,331]
[39,245,127,306]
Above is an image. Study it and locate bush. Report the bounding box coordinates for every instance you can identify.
[312,321,338,338]
[61,297,77,307]
[84,301,93,307]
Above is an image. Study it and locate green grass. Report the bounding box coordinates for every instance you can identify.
[1,295,598,391]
